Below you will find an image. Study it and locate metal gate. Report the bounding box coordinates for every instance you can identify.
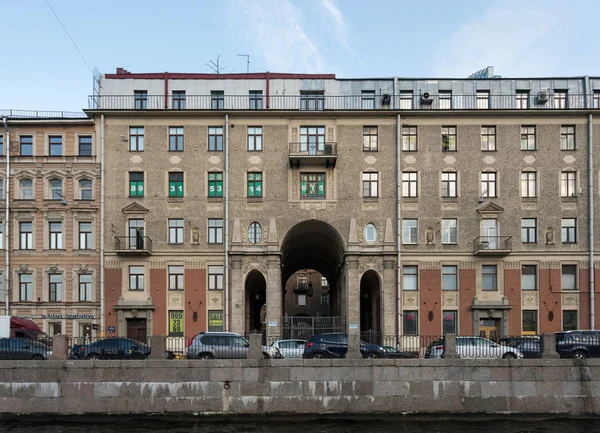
[282,316,344,340]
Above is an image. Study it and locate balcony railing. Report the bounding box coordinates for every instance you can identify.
[115,236,153,255]
[88,93,598,111]
[289,142,337,168]
[473,236,512,255]
[1,109,89,119]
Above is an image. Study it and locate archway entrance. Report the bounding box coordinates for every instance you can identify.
[244,270,266,334]
[360,270,382,344]
[280,220,346,339]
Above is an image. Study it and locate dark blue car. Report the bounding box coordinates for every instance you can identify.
[302,333,415,359]
[70,337,154,360]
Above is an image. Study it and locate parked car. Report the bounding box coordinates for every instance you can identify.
[70,337,172,360]
[302,333,414,359]
[427,336,523,359]
[556,330,600,359]
[0,338,51,360]
[270,339,306,358]
[382,346,419,359]
[499,336,541,359]
[186,332,282,359]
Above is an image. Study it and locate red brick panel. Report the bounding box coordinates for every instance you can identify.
[150,268,167,336]
[539,268,562,333]
[185,269,207,339]
[504,269,521,336]
[104,268,122,335]
[579,267,590,330]
[420,269,441,337]
[459,269,475,336]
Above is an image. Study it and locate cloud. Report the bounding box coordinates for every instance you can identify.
[320,0,351,53]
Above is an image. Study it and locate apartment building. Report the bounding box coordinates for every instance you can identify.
[0,112,100,338]
[88,69,600,344]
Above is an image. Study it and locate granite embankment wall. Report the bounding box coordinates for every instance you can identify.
[1,358,600,415]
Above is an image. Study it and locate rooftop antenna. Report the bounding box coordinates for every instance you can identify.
[205,55,227,74]
[237,54,250,73]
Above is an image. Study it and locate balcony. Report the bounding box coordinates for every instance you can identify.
[473,236,512,256]
[114,236,152,255]
[293,283,314,296]
[289,142,337,168]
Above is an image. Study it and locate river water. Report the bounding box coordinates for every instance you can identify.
[0,416,599,433]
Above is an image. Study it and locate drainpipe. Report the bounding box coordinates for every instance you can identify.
[100,114,105,335]
[224,114,230,331]
[396,113,402,340]
[3,116,9,315]
[589,113,594,329]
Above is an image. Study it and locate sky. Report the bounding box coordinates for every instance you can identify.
[1,0,599,112]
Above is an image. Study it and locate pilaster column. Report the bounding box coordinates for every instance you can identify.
[230,257,244,333]
[266,256,282,338]
[346,257,360,333]
[382,259,396,337]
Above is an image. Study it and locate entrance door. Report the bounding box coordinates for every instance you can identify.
[479,319,499,342]
[128,219,144,250]
[481,219,498,249]
[127,318,147,342]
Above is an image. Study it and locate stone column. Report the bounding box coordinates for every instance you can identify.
[230,257,244,334]
[49,334,68,360]
[382,259,396,338]
[442,333,459,359]
[541,333,559,359]
[347,330,362,358]
[248,333,263,359]
[346,257,360,334]
[148,335,166,360]
[266,256,282,339]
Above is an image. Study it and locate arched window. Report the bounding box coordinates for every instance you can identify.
[364,223,377,242]
[20,178,33,200]
[49,178,63,200]
[79,179,93,200]
[248,222,262,244]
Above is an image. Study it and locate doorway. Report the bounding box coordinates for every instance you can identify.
[481,219,498,249]
[479,319,499,341]
[127,318,147,342]
[128,219,145,249]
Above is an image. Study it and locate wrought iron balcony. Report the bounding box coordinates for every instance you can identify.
[473,236,512,256]
[289,142,337,168]
[115,236,152,255]
[293,283,314,297]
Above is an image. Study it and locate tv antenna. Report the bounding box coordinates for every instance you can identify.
[205,55,227,74]
[237,54,250,73]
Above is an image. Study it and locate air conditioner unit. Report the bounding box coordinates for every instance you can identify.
[381,94,391,105]
[538,89,550,103]
[324,144,333,155]
[420,92,433,105]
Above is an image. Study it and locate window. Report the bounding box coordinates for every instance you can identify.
[300,127,325,153]
[78,136,92,156]
[248,127,262,151]
[522,265,537,291]
[79,222,92,249]
[362,172,378,198]
[169,172,184,197]
[134,90,148,109]
[208,219,223,244]
[520,126,536,150]
[399,91,413,109]
[442,265,457,291]
[477,91,489,109]
[211,91,224,109]
[248,222,262,244]
[481,172,496,197]
[402,219,418,245]
[363,126,378,151]
[482,265,497,291]
[169,127,184,151]
[19,274,33,301]
[563,310,578,331]
[79,179,93,200]
[128,172,144,198]
[300,173,325,198]
[169,311,184,336]
[129,266,144,291]
[172,91,186,109]
[441,126,456,151]
[49,274,62,302]
[49,178,63,200]
[480,126,496,151]
[442,219,458,244]
[19,222,33,249]
[403,311,418,335]
[361,90,375,109]
[402,172,418,197]
[79,274,92,302]
[364,223,377,242]
[208,172,223,197]
[129,127,144,151]
[0,135,2,156]
[562,265,577,290]
[247,172,263,198]
[402,126,417,151]
[168,219,184,244]
[523,310,537,334]
[19,178,33,200]
[20,136,33,156]
[208,266,224,290]
[595,90,600,109]
[443,311,457,334]
[208,127,223,151]
[208,310,224,332]
[521,172,537,198]
[516,91,529,109]
[561,171,576,197]
[403,265,418,291]
[249,91,263,110]
[49,222,63,249]
[297,294,307,306]
[49,136,62,156]
[321,277,328,288]
[521,218,537,243]
[321,294,329,305]
[0,222,3,249]
[300,91,324,111]
[560,126,575,150]
[554,90,567,109]
[562,218,576,243]
[168,265,184,290]
[439,91,452,109]
[441,172,457,198]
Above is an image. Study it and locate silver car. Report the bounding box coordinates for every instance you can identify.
[428,336,523,359]
[270,339,306,358]
[186,332,281,359]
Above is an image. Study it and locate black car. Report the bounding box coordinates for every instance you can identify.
[556,330,600,359]
[302,333,414,359]
[0,338,51,360]
[70,337,171,360]
[499,336,541,359]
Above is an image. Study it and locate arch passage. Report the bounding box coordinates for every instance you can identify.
[244,270,266,334]
[360,270,382,344]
